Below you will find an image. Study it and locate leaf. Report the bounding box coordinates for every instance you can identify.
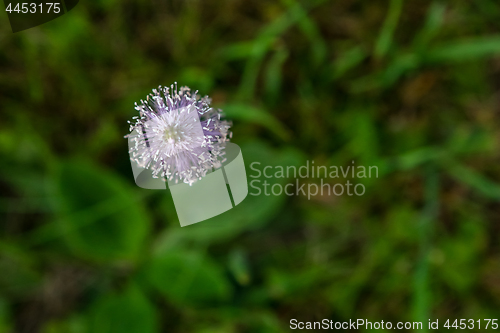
[87,285,158,333]
[236,0,328,100]
[353,35,500,92]
[228,249,251,286]
[223,104,291,141]
[264,46,289,104]
[41,315,86,333]
[0,242,41,298]
[0,298,10,333]
[55,160,151,262]
[281,0,327,66]
[425,36,500,63]
[393,147,444,171]
[217,41,256,60]
[350,53,419,92]
[330,46,367,79]
[412,2,446,51]
[445,161,500,200]
[344,110,380,163]
[179,67,214,93]
[267,267,325,300]
[374,0,403,59]
[143,250,231,306]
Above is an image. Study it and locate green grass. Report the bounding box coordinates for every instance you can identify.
[2,0,500,332]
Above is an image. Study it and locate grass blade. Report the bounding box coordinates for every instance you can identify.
[374,0,403,59]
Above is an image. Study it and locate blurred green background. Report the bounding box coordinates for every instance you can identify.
[2,0,500,332]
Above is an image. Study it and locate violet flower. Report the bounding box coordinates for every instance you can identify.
[126,84,231,185]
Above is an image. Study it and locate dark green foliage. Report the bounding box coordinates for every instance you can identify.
[1,0,500,332]
[143,250,232,306]
[55,160,151,262]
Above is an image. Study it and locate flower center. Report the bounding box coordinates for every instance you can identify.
[163,126,184,145]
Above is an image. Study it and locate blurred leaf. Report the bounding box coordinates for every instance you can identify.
[223,104,291,141]
[385,206,419,242]
[425,36,500,62]
[0,242,41,298]
[330,46,367,80]
[412,2,446,51]
[476,0,500,21]
[344,111,380,163]
[445,127,497,155]
[42,315,86,333]
[412,167,439,325]
[241,311,284,333]
[194,324,235,333]
[228,249,251,286]
[87,285,158,333]
[393,147,444,171]
[54,160,151,262]
[217,41,256,60]
[350,53,419,92]
[374,0,403,59]
[355,35,500,92]
[267,267,325,300]
[237,0,327,100]
[86,120,120,157]
[445,161,500,200]
[380,53,420,86]
[0,298,10,333]
[143,250,231,306]
[179,67,214,93]
[21,33,44,102]
[438,207,486,294]
[264,46,289,104]
[281,0,327,66]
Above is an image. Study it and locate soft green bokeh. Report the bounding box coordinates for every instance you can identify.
[2,0,500,332]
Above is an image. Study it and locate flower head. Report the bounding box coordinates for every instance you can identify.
[126,84,231,185]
